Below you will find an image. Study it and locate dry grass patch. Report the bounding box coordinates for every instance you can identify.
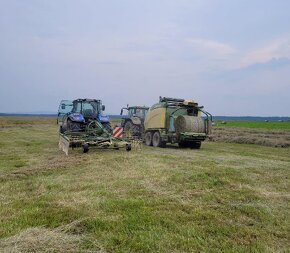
[0,220,104,253]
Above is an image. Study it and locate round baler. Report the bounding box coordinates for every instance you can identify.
[143,97,212,149]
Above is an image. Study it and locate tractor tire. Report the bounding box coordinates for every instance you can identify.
[124,121,141,138]
[102,122,112,133]
[190,141,201,149]
[178,141,188,148]
[132,124,141,138]
[67,119,81,132]
[144,132,153,146]
[152,131,166,148]
[83,143,89,153]
[126,144,132,151]
[59,126,64,133]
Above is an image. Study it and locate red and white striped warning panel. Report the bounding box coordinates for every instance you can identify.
[113,127,123,138]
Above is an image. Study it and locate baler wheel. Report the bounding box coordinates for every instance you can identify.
[152,131,165,148]
[144,132,153,146]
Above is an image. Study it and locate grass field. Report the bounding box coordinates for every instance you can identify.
[214,120,290,130]
[0,116,289,252]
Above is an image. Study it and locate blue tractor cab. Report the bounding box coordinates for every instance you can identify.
[57,98,111,133]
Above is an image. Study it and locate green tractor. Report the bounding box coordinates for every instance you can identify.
[120,105,149,138]
[144,97,212,149]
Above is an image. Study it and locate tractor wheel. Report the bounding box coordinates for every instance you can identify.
[67,119,81,132]
[190,141,201,149]
[83,143,89,153]
[126,144,132,151]
[59,126,64,133]
[152,131,166,148]
[124,121,141,138]
[144,132,153,146]
[178,141,188,148]
[132,124,141,137]
[124,121,133,138]
[102,122,112,133]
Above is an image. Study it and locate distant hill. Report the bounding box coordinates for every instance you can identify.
[0,113,56,116]
[1,113,289,122]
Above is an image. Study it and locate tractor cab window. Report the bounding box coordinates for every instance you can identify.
[82,102,94,117]
[135,108,147,117]
[58,100,73,114]
[91,101,101,113]
[128,108,135,117]
[135,108,141,116]
[127,107,148,118]
[57,100,73,125]
[72,102,82,114]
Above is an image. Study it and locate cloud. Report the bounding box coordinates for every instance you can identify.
[239,38,290,68]
[1,0,290,116]
[187,38,235,56]
[199,37,290,72]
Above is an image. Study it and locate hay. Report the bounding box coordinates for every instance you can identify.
[175,116,205,133]
[0,220,105,253]
[209,127,290,147]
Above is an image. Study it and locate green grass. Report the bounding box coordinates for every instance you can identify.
[0,117,289,252]
[214,120,290,129]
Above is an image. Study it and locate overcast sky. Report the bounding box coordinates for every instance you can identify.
[0,0,290,116]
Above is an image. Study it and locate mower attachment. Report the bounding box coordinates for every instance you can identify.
[59,120,131,155]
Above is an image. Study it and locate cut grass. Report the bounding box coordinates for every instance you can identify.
[214,120,290,130]
[211,127,290,147]
[0,117,289,252]
[0,220,104,252]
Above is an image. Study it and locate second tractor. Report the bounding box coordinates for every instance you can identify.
[120,105,149,138]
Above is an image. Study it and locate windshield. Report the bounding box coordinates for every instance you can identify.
[135,108,148,117]
[72,100,101,116]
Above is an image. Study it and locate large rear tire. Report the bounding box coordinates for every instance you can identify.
[124,121,141,138]
[190,141,201,149]
[67,119,81,132]
[152,131,166,148]
[178,141,188,148]
[83,143,89,153]
[144,132,153,146]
